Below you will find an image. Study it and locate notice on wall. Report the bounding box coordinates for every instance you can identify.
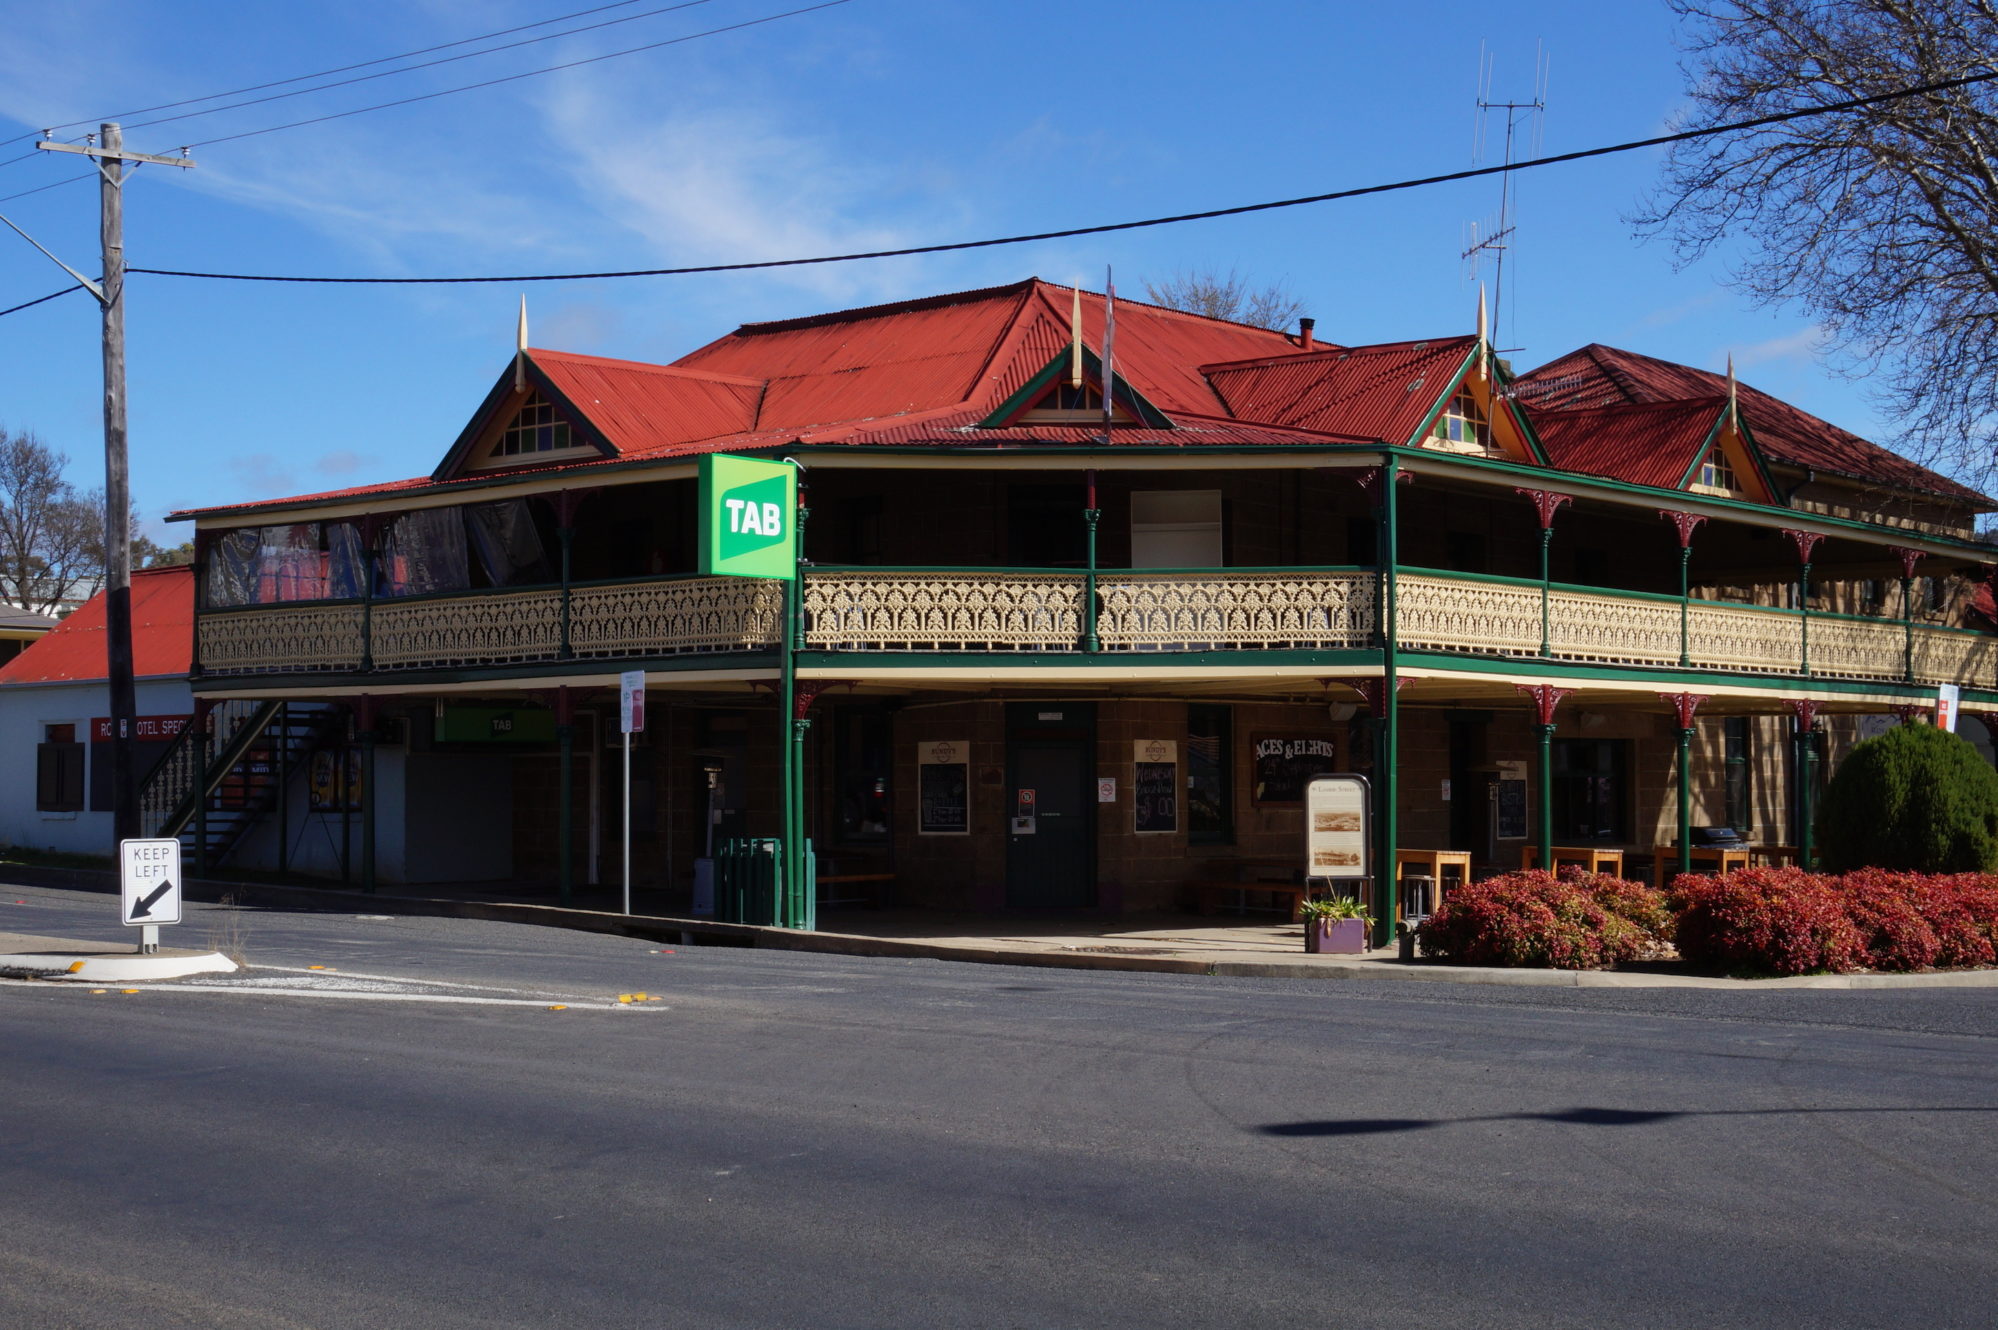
[1495,759,1527,841]
[1133,739,1177,834]
[1252,734,1340,804]
[1304,775,1370,881]
[918,739,969,835]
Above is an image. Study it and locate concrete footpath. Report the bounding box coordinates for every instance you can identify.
[7,862,1998,990]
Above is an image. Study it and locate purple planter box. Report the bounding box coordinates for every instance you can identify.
[1305,917,1367,954]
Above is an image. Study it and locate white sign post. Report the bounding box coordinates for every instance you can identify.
[1938,683,1961,733]
[619,671,646,915]
[120,837,182,953]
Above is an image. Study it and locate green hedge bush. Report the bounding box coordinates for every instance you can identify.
[1817,723,1998,873]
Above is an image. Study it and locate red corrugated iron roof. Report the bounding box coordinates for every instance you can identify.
[0,565,192,685]
[1515,344,1991,508]
[1527,397,1726,490]
[533,350,761,451]
[1204,337,1477,443]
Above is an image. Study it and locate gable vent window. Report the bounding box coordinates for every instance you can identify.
[1697,446,1739,492]
[1428,386,1491,452]
[497,392,572,457]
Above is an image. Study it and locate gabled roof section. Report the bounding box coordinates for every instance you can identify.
[976,346,1175,429]
[1203,336,1486,446]
[0,565,192,685]
[1528,397,1737,489]
[1514,343,1992,509]
[431,349,764,480]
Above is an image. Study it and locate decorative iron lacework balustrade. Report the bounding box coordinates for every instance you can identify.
[804,571,1083,652]
[1913,624,1998,686]
[1395,575,1540,656]
[372,589,563,670]
[1096,572,1374,651]
[569,577,782,657]
[199,603,366,674]
[1684,601,1802,674]
[1546,589,1680,665]
[1810,614,1906,681]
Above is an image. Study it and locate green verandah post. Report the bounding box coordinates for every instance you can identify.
[1517,684,1570,877]
[1783,529,1822,677]
[1517,489,1571,658]
[1790,698,1820,869]
[1376,460,1402,949]
[1893,546,1924,684]
[1660,511,1705,668]
[1661,694,1706,880]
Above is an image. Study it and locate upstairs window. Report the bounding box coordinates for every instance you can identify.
[1021,378,1133,425]
[1427,386,1492,452]
[1696,446,1740,493]
[496,392,572,457]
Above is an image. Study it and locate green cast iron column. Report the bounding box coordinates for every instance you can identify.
[192,702,210,872]
[558,522,575,660]
[1799,560,1813,676]
[1536,722,1555,873]
[359,699,377,895]
[1678,546,1693,667]
[276,702,290,877]
[1083,469,1101,653]
[555,686,573,908]
[1902,573,1916,683]
[1376,460,1401,949]
[1677,726,1695,880]
[1538,524,1554,658]
[1798,725,1818,869]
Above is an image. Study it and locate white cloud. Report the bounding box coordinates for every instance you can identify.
[1727,325,1827,369]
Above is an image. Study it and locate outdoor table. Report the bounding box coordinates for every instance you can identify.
[1395,849,1472,895]
[1519,845,1626,875]
[1651,845,1750,888]
[1750,844,1800,867]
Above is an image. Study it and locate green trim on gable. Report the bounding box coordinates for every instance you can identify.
[429,355,619,482]
[976,347,1176,430]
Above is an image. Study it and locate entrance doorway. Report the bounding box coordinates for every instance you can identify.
[1005,704,1095,909]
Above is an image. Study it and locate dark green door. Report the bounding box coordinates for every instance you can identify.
[1006,737,1095,909]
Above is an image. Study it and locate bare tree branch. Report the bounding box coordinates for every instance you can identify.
[1142,268,1308,332]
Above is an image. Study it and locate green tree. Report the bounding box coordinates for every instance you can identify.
[1818,722,1998,871]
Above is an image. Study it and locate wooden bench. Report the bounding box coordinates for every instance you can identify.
[1194,880,1309,921]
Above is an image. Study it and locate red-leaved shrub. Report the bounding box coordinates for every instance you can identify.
[1838,869,1941,972]
[1417,870,1667,970]
[1667,867,1867,976]
[1905,874,1998,968]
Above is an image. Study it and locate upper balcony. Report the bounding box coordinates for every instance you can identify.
[194,563,1995,691]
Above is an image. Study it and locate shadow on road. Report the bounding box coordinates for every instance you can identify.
[1260,1104,1997,1136]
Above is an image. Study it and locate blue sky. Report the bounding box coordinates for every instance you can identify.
[0,0,1879,540]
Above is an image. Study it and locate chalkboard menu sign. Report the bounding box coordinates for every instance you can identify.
[918,739,969,835]
[1133,739,1177,834]
[1252,734,1339,805]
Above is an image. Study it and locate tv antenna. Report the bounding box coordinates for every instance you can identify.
[1462,41,1548,352]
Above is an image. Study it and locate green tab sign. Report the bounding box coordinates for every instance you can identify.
[699,454,798,580]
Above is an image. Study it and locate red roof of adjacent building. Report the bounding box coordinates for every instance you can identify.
[1513,343,1990,508]
[1528,397,1728,490]
[0,565,193,685]
[1204,337,1477,443]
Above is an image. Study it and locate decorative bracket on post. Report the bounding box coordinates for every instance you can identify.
[1350,467,1411,511]
[1658,510,1706,549]
[1781,529,1825,676]
[1890,546,1925,581]
[750,677,857,721]
[1659,692,1706,731]
[1888,703,1926,726]
[1515,683,1571,727]
[1321,676,1403,718]
[1781,529,1824,565]
[1787,697,1821,733]
[1515,488,1573,530]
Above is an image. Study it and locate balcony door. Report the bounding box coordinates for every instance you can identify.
[1131,491,1222,568]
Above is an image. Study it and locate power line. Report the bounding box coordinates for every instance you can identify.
[124,1,723,137]
[0,1,652,150]
[117,64,1998,288]
[179,0,851,151]
[0,284,78,317]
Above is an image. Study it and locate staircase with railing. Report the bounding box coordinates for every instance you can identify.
[139,699,347,869]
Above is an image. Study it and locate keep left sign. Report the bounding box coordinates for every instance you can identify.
[120,838,182,927]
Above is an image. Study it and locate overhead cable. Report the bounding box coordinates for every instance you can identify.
[122,65,1998,286]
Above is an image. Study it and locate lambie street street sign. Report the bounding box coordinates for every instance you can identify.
[120,838,182,926]
[699,454,798,580]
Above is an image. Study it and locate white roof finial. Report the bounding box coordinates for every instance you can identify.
[514,296,529,392]
[1476,283,1490,379]
[1725,352,1738,420]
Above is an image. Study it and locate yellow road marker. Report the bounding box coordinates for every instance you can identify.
[617,994,634,1003]
[91,988,107,994]
[547,1005,568,1011]
[121,989,140,995]
[67,961,85,973]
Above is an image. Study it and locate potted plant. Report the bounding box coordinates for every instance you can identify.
[1299,896,1373,954]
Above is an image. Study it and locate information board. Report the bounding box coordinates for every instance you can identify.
[1252,734,1340,804]
[918,739,969,835]
[1133,739,1177,834]
[1495,759,1528,840]
[1304,775,1370,880]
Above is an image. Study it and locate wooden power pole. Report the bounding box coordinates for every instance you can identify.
[34,123,194,845]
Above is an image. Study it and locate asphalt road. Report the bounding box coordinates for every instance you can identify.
[5,882,1997,1329]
